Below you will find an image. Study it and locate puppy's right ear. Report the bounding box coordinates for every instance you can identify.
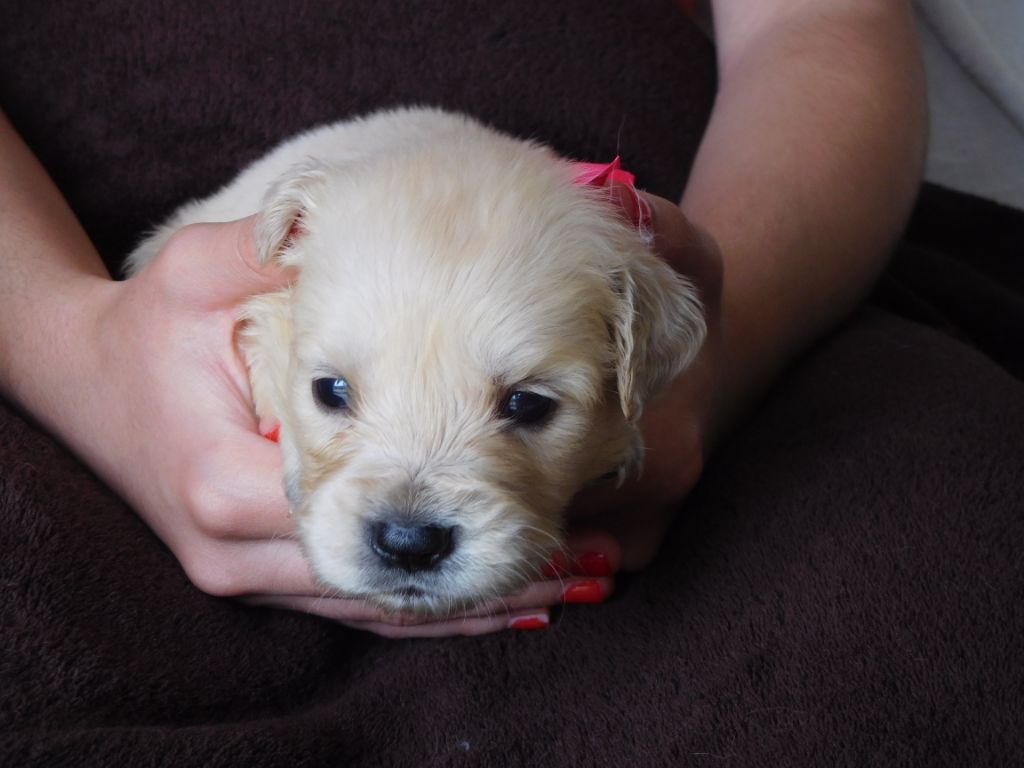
[254,159,329,266]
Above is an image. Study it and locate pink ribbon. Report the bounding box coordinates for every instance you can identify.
[571,156,651,232]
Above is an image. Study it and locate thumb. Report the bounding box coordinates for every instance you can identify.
[603,185,720,308]
[639,192,722,312]
[164,215,296,308]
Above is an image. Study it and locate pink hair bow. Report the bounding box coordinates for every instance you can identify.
[571,156,651,233]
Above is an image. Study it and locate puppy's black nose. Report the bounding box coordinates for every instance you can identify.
[370,521,454,572]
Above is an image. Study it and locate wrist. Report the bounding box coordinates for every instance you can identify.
[1,274,122,443]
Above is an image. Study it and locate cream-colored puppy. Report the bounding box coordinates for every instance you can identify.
[127,108,705,615]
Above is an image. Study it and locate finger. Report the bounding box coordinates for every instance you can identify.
[244,581,538,623]
[538,531,622,578]
[567,505,678,573]
[162,216,296,307]
[467,575,615,616]
[568,476,646,520]
[639,192,706,256]
[341,609,551,638]
[561,530,622,574]
[243,570,614,623]
[242,593,410,623]
[639,192,723,306]
[180,538,317,597]
[184,431,295,541]
[244,592,553,636]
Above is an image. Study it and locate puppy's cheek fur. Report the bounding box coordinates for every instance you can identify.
[297,436,354,500]
[238,289,294,430]
[449,499,560,600]
[281,445,305,507]
[295,475,371,593]
[582,399,645,481]
[511,400,640,494]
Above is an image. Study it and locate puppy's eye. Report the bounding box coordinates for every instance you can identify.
[313,377,352,411]
[500,391,555,425]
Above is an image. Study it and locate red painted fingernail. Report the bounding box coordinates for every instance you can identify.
[574,552,613,578]
[561,580,606,604]
[262,424,280,443]
[541,550,570,578]
[509,615,549,631]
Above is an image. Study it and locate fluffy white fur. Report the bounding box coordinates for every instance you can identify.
[127,108,706,614]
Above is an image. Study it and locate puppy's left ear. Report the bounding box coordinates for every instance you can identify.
[254,159,329,267]
[612,252,706,421]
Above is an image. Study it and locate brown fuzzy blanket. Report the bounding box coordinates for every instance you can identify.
[3,2,1022,765]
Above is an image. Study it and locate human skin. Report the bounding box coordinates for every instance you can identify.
[0,0,925,636]
[569,0,927,569]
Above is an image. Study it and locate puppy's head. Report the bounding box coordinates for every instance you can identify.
[244,122,704,614]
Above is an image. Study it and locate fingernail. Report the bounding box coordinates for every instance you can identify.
[574,552,613,578]
[541,550,570,578]
[509,614,549,631]
[561,580,606,604]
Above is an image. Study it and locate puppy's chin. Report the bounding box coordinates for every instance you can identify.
[343,585,508,617]
[292,478,564,618]
[303,556,550,619]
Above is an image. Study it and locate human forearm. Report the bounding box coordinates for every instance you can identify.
[683,1,927,443]
[0,111,116,438]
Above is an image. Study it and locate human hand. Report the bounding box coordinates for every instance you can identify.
[565,192,724,570]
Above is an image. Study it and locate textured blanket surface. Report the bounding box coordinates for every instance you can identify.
[3,2,1023,766]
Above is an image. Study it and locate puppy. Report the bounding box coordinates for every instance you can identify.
[127,108,705,615]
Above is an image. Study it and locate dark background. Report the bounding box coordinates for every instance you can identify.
[2,1,1022,765]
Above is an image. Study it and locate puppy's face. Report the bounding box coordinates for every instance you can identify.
[243,131,704,614]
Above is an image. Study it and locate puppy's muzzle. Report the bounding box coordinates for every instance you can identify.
[369,519,456,573]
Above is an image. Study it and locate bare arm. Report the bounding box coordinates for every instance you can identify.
[0,112,112,427]
[574,1,927,565]
[686,0,927,441]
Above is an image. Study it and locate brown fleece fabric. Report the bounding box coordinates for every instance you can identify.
[2,1,1023,766]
